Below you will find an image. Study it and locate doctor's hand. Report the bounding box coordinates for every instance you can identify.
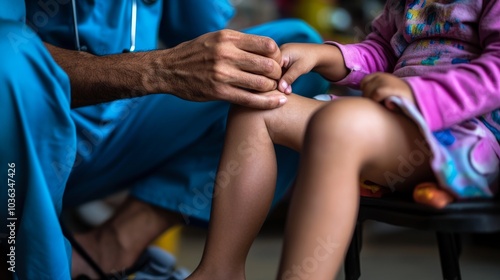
[155,29,287,109]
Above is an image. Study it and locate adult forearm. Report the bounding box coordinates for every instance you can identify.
[45,43,165,108]
[45,30,292,110]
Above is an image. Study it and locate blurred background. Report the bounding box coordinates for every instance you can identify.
[67,1,500,279]
[229,0,385,43]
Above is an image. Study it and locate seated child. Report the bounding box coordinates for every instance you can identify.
[187,0,500,279]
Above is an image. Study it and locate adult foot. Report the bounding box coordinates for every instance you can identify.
[70,197,183,278]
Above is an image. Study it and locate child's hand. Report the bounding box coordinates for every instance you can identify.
[360,73,415,110]
[278,43,320,94]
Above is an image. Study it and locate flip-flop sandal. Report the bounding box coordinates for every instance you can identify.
[64,226,185,280]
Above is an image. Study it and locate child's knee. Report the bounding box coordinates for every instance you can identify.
[306,98,385,147]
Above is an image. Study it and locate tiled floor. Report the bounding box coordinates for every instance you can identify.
[177,221,500,280]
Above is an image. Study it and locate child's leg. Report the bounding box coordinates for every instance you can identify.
[188,94,326,280]
[278,98,435,279]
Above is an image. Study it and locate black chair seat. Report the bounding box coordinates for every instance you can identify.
[344,196,500,280]
[358,196,500,233]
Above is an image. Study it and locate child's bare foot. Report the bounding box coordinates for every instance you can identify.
[413,182,454,208]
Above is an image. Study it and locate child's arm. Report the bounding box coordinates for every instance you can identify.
[324,4,399,88]
[405,1,500,131]
[278,2,398,92]
[278,43,349,93]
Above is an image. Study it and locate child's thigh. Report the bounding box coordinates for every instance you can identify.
[310,97,434,191]
[355,102,435,191]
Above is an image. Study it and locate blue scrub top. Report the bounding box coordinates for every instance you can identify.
[23,0,235,55]
[0,1,25,22]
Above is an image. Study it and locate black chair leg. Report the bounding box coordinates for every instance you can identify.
[436,232,461,280]
[344,222,363,280]
[454,233,462,257]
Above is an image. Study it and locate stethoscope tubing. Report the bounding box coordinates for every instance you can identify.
[71,0,81,51]
[71,0,137,52]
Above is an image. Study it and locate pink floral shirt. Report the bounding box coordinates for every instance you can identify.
[327,0,500,132]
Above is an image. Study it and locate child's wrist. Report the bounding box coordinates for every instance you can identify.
[313,44,348,82]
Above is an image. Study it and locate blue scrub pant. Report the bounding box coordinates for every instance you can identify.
[0,20,328,279]
[0,20,75,279]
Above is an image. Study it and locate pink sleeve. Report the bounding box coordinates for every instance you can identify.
[325,2,398,88]
[407,0,500,131]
